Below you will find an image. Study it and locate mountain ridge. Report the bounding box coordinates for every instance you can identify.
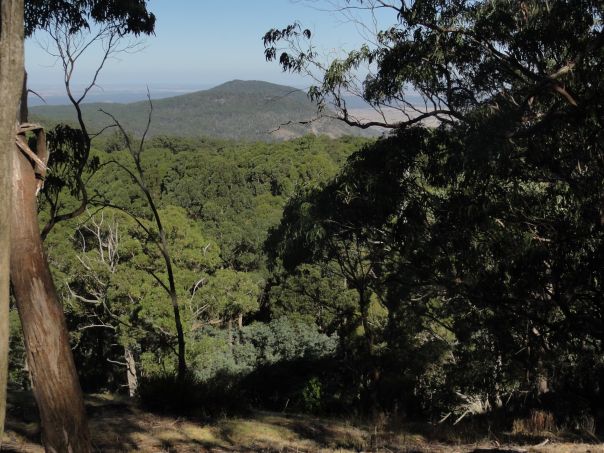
[30,80,376,142]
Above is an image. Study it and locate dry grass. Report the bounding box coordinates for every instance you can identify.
[1,392,602,452]
[512,411,558,436]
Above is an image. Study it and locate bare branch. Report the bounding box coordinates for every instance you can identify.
[39,19,146,238]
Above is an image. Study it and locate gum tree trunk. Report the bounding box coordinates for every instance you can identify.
[10,138,91,452]
[0,0,24,437]
[125,347,138,397]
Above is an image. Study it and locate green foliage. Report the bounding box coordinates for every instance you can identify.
[33,134,362,400]
[8,308,27,389]
[195,269,261,322]
[43,204,220,389]
[188,318,338,382]
[241,318,338,365]
[25,0,156,37]
[264,0,604,420]
[138,318,338,414]
[30,81,376,141]
[267,263,357,335]
[28,0,604,427]
[161,134,367,271]
[301,376,323,413]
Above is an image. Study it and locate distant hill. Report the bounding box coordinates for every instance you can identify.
[30,80,377,141]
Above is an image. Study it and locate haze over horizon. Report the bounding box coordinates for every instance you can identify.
[26,80,302,106]
[25,1,395,105]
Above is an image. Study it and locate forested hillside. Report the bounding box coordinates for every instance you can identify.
[3,1,603,452]
[30,80,377,141]
[10,134,370,404]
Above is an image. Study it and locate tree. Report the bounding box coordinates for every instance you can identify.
[98,102,193,383]
[267,263,357,335]
[50,205,220,396]
[23,0,155,238]
[10,124,92,450]
[64,211,141,396]
[265,0,604,417]
[264,0,601,129]
[195,268,261,347]
[38,12,148,239]
[0,0,24,437]
[266,134,437,410]
[6,1,155,450]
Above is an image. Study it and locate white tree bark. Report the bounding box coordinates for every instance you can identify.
[124,347,138,398]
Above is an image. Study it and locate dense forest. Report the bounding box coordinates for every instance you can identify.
[0,0,602,452]
[14,134,370,407]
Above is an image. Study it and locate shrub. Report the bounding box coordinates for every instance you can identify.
[300,376,322,413]
[512,410,557,435]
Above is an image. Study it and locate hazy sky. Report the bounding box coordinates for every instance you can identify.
[25,0,394,96]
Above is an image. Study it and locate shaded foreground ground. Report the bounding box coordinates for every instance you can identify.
[1,392,602,452]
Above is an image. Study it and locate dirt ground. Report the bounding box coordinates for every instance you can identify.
[2,392,602,452]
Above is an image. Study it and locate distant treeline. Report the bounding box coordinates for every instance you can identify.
[29,80,377,141]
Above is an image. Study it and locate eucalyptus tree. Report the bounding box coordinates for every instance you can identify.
[265,133,440,410]
[265,0,604,414]
[52,205,220,396]
[194,268,261,348]
[0,0,24,438]
[96,101,203,383]
[5,2,155,451]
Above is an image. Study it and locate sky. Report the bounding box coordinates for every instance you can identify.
[25,0,396,101]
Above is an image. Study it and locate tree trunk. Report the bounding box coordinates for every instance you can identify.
[358,288,380,413]
[535,358,549,395]
[236,313,243,345]
[227,318,233,352]
[169,291,187,382]
[22,357,32,391]
[358,289,374,355]
[108,101,187,384]
[124,346,138,398]
[10,145,91,452]
[0,0,24,437]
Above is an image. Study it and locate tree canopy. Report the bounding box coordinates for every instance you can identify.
[25,0,155,37]
[6,0,604,442]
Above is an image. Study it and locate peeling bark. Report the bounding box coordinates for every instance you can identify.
[10,143,91,452]
[0,0,24,437]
